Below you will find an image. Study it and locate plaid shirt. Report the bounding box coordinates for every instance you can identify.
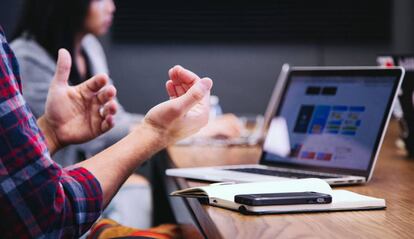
[0,28,103,238]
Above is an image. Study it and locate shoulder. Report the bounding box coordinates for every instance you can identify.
[10,36,56,71]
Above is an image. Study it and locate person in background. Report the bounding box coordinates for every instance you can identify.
[12,0,143,166]
[0,24,213,237]
[11,0,240,228]
[12,0,241,166]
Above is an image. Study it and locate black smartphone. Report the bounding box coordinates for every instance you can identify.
[234,191,332,206]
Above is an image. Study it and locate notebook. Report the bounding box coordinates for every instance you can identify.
[171,178,386,214]
[167,65,405,185]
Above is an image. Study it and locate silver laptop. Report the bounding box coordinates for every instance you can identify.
[167,65,405,185]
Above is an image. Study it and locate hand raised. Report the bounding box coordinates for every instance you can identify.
[143,65,213,144]
[42,49,117,150]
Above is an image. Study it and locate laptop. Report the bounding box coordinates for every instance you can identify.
[167,65,405,185]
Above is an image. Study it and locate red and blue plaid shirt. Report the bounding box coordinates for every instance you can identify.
[0,28,103,238]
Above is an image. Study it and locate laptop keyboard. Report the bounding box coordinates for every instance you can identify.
[226,168,341,179]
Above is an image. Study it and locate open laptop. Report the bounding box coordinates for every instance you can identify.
[167,65,405,185]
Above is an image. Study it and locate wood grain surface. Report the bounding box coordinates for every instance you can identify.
[168,120,414,239]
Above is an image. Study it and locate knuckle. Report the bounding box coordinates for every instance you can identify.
[190,88,204,101]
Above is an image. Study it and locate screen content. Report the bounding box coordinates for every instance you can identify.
[263,75,396,171]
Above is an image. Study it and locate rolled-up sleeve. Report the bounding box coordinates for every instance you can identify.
[59,167,103,237]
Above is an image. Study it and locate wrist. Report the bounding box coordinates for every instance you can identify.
[37,116,62,154]
[134,121,170,150]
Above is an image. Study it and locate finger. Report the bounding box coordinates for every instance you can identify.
[174,83,186,96]
[101,100,118,118]
[169,65,200,85]
[79,74,110,96]
[101,114,115,133]
[97,85,117,105]
[168,67,177,81]
[172,77,213,114]
[52,49,72,86]
[182,83,190,91]
[166,80,178,99]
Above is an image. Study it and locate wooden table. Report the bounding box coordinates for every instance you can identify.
[166,120,414,239]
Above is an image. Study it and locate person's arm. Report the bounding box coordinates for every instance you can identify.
[77,65,213,206]
[0,36,104,237]
[1,34,210,238]
[37,51,212,208]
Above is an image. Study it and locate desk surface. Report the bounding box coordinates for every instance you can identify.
[167,120,414,239]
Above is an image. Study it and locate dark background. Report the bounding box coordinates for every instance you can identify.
[1,0,413,115]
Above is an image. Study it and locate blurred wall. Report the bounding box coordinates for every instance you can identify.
[1,0,413,114]
[0,0,23,39]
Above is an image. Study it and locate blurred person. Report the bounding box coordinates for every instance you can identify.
[12,0,241,166]
[12,0,141,166]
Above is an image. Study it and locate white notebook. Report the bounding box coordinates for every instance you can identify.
[170,178,385,214]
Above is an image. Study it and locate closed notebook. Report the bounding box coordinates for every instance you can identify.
[170,178,385,214]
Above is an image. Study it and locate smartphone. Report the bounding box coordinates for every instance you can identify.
[234,191,332,206]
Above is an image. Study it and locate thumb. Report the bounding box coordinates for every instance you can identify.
[52,49,72,86]
[173,77,213,113]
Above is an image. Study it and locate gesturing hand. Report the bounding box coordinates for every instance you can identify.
[39,49,117,153]
[143,65,213,145]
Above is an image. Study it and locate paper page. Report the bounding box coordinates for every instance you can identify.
[242,189,385,213]
[330,190,385,206]
[201,178,332,202]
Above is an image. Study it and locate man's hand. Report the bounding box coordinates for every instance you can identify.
[38,49,117,154]
[142,65,213,145]
[77,65,212,205]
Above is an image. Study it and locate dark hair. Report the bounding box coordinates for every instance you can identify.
[13,0,92,85]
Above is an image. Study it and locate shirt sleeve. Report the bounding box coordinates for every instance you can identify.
[0,30,103,238]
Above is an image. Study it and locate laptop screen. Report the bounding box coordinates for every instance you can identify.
[261,68,402,177]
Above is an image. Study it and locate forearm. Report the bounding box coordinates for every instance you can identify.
[75,123,167,206]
